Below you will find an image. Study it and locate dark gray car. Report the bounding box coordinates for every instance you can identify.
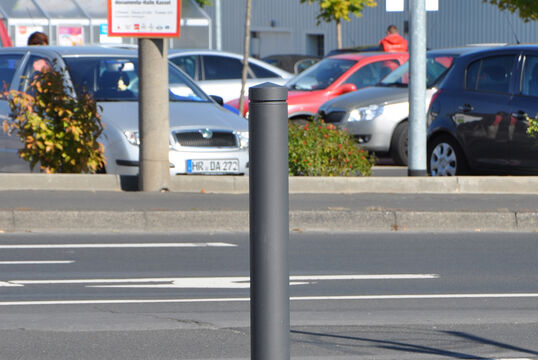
[427,45,538,175]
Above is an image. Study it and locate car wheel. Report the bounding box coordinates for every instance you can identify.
[428,135,468,176]
[390,121,408,166]
[289,117,311,126]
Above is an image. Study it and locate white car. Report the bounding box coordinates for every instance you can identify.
[168,49,293,103]
[0,46,249,176]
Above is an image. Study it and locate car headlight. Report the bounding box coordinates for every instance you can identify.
[123,130,140,146]
[236,130,249,149]
[348,104,384,122]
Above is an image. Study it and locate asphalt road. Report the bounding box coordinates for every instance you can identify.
[0,231,537,359]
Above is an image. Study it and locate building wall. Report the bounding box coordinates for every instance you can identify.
[203,0,538,57]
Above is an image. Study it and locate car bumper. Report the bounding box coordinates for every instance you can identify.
[341,102,408,153]
[114,148,249,176]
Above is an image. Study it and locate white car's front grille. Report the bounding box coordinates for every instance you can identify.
[174,130,238,148]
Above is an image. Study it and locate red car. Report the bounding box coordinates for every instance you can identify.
[226,52,409,122]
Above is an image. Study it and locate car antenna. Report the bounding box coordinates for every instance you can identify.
[503,11,520,44]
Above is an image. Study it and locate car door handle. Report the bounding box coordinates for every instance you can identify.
[458,104,474,113]
[511,110,527,120]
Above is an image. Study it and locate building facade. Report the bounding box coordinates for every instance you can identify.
[203,0,538,58]
[0,0,211,48]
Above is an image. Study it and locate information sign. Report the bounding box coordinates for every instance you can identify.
[108,0,180,38]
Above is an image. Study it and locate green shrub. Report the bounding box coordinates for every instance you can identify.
[288,120,375,176]
[2,66,105,173]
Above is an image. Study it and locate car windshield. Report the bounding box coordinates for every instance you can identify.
[64,57,210,102]
[286,58,356,91]
[379,54,456,88]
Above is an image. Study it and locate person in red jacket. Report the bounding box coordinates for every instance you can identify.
[379,25,408,52]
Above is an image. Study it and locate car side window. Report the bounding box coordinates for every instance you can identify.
[0,54,23,90]
[249,62,279,78]
[345,60,399,89]
[467,55,515,94]
[202,55,243,80]
[170,55,197,80]
[521,55,538,98]
[466,60,481,89]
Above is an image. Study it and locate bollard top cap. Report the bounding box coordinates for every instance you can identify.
[249,82,288,102]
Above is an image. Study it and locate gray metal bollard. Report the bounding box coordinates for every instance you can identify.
[249,83,290,360]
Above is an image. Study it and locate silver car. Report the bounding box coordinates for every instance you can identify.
[0,46,249,175]
[317,48,474,165]
[168,49,293,103]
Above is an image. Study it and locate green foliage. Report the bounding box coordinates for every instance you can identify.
[2,67,105,173]
[300,0,377,25]
[288,120,375,176]
[194,0,211,7]
[528,114,538,138]
[483,0,537,22]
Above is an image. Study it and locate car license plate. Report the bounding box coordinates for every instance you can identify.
[186,159,240,174]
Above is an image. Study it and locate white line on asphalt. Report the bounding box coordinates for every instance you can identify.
[5,274,439,288]
[0,261,74,265]
[0,243,236,249]
[1,293,538,306]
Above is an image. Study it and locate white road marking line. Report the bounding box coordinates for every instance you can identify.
[1,293,538,306]
[5,274,439,288]
[0,242,236,249]
[0,261,74,265]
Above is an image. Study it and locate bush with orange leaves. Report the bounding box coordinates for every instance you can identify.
[2,66,105,173]
[288,120,375,176]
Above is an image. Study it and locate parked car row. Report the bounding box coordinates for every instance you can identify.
[317,47,468,165]
[226,51,409,122]
[0,46,249,175]
[1,44,537,176]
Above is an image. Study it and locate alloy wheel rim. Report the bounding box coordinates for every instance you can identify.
[430,142,457,176]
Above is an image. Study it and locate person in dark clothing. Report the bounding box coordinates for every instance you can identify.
[379,25,408,52]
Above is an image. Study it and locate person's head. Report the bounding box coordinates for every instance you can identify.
[27,31,49,46]
[386,25,399,35]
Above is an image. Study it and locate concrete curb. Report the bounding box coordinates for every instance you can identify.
[2,173,538,194]
[0,174,123,192]
[1,209,537,233]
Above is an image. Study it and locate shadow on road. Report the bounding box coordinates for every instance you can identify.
[291,328,537,358]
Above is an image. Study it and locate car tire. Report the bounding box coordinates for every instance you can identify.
[289,117,311,126]
[390,121,408,166]
[427,134,468,176]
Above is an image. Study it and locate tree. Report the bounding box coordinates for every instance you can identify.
[483,0,537,21]
[300,0,377,49]
[238,0,252,117]
[193,0,211,7]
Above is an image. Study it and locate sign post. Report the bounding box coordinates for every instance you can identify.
[108,0,180,191]
[408,0,427,176]
[386,0,436,176]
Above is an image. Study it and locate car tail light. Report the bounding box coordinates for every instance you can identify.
[427,89,443,127]
[428,89,443,111]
